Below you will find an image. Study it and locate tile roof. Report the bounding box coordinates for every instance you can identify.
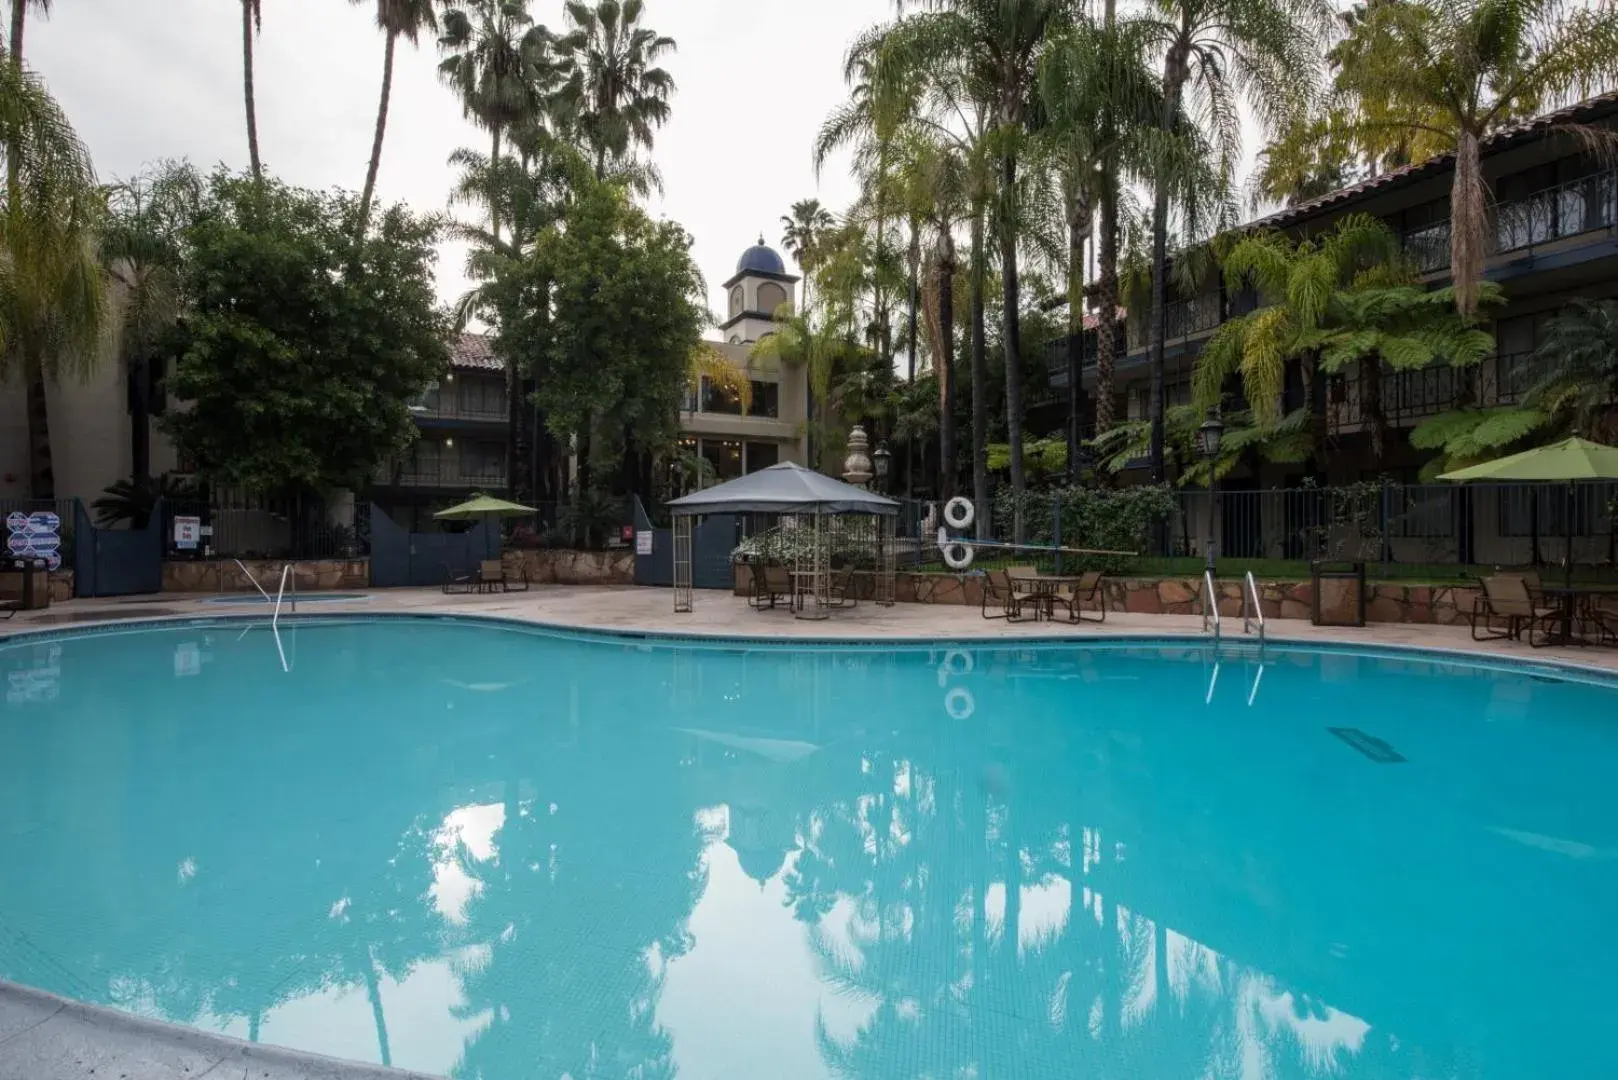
[1249,90,1618,231]
[449,333,504,372]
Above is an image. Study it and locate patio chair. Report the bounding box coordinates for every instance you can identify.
[981,568,1034,621]
[828,566,859,609]
[761,565,793,610]
[1471,574,1557,645]
[443,564,477,594]
[1056,570,1106,623]
[1585,593,1618,646]
[479,559,530,593]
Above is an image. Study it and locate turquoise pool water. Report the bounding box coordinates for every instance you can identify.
[1,618,1614,1079]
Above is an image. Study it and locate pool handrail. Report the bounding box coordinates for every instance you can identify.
[234,559,273,603]
[1242,570,1265,644]
[273,564,290,630]
[1202,570,1220,641]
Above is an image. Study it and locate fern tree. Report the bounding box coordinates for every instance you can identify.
[1195,215,1497,469]
[1412,297,1618,475]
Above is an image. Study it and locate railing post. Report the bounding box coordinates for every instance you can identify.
[1379,479,1392,577]
[1052,491,1062,576]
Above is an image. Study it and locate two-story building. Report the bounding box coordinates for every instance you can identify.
[1049,90,1618,486]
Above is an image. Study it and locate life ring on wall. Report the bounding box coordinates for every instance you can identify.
[942,542,974,570]
[943,496,975,530]
[944,687,975,720]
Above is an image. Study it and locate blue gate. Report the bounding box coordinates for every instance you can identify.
[633,499,738,589]
[73,500,165,597]
[369,503,493,588]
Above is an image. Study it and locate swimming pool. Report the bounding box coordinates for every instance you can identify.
[1,617,1613,1079]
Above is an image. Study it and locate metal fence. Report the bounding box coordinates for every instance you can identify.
[162,497,372,561]
[1165,481,1618,577]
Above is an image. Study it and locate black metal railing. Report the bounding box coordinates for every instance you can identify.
[375,462,509,489]
[1496,171,1617,254]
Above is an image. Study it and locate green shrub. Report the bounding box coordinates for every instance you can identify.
[991,485,1177,572]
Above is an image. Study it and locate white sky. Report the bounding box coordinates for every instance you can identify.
[28,0,871,336]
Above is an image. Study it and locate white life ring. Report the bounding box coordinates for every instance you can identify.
[942,542,974,570]
[943,648,974,677]
[944,687,975,720]
[943,496,975,530]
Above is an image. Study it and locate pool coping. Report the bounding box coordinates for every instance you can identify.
[4,605,1617,686]
[0,978,438,1080]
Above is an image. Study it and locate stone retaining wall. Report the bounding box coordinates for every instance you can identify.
[733,565,1479,625]
[0,569,72,604]
[504,549,634,586]
[164,559,371,593]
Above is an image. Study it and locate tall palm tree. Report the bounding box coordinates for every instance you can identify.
[352,0,438,236]
[1037,13,1194,464]
[1140,0,1331,480]
[1325,0,1618,316]
[0,56,107,498]
[239,0,263,181]
[781,198,835,311]
[439,0,551,245]
[102,162,202,492]
[7,0,51,202]
[554,0,676,179]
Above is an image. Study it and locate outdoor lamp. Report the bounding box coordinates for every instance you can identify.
[1196,412,1225,461]
[873,441,892,484]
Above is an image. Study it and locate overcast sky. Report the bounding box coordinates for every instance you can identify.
[28,0,872,337]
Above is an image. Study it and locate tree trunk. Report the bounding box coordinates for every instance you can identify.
[25,357,53,499]
[938,233,957,501]
[1067,202,1091,484]
[357,30,396,237]
[489,127,502,246]
[9,1,24,64]
[131,351,151,489]
[242,0,262,182]
[1450,128,1484,317]
[1148,49,1190,483]
[1361,355,1385,465]
[970,208,989,541]
[907,221,920,382]
[1097,179,1120,435]
[999,150,1026,544]
[364,960,392,1068]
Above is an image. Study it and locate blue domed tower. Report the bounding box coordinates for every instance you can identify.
[719,235,799,345]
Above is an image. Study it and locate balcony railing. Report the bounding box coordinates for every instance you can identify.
[1401,170,1618,272]
[413,396,509,423]
[374,462,508,489]
[1126,295,1222,351]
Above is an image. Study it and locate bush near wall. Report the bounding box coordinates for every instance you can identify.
[992,486,1178,571]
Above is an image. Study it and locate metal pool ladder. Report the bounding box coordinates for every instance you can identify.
[1241,571,1265,645]
[1202,570,1221,642]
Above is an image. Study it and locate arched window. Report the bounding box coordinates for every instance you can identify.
[728,335,742,345]
[756,282,788,315]
[729,286,744,319]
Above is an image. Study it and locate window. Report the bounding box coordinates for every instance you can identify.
[463,442,505,484]
[701,439,743,481]
[458,376,507,419]
[749,380,780,418]
[756,282,788,315]
[745,442,779,472]
[729,286,744,319]
[700,376,744,415]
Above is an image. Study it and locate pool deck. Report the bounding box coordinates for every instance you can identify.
[1,582,1614,1080]
[2,583,1615,672]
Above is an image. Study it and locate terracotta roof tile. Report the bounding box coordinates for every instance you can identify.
[449,333,504,372]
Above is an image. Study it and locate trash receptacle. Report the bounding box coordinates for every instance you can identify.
[1311,560,1365,627]
[5,557,51,610]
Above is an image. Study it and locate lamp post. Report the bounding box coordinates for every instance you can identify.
[1196,410,1225,577]
[873,440,892,494]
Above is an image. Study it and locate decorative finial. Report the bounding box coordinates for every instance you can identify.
[758,233,766,246]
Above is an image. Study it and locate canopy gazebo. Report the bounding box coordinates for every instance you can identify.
[666,461,900,618]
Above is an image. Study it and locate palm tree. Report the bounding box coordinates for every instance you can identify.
[1324,0,1618,317]
[239,0,263,181]
[750,306,862,471]
[352,0,438,235]
[1037,13,1198,464]
[439,0,551,245]
[0,56,107,498]
[1195,215,1497,467]
[554,0,676,179]
[781,198,835,310]
[1139,0,1332,480]
[1526,299,1618,443]
[102,162,202,492]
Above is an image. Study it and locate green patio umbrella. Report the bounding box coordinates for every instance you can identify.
[433,493,538,559]
[1439,436,1618,585]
